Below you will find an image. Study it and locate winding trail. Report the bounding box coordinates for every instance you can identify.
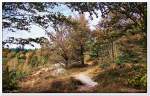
[18,64,146,93]
[19,65,101,92]
[73,73,98,91]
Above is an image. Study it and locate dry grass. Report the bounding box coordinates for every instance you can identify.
[92,63,146,93]
[3,48,146,93]
[6,62,146,93]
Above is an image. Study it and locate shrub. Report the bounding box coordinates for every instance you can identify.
[30,56,39,67]
[128,64,147,89]
[3,65,29,92]
[16,53,26,60]
[15,71,28,80]
[2,58,8,65]
[115,51,140,65]
[128,74,147,89]
[140,74,147,88]
[99,63,110,69]
[18,59,25,64]
[3,66,19,92]
[39,56,49,65]
[115,55,124,65]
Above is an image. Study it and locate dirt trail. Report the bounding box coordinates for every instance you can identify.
[18,64,146,93]
[70,65,103,91]
[72,73,98,91]
[19,65,101,92]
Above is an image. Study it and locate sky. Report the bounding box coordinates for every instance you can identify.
[3,4,102,49]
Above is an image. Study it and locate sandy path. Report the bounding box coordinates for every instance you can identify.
[19,65,101,92]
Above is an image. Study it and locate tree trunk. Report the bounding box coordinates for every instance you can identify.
[61,53,69,68]
[80,45,85,65]
[111,41,115,63]
[65,58,69,68]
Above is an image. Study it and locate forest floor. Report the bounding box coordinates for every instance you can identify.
[17,62,146,93]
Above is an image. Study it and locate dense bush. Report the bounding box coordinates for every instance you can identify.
[18,59,25,64]
[2,58,8,65]
[115,55,124,65]
[3,66,19,92]
[99,63,110,69]
[128,74,147,89]
[17,54,26,60]
[39,56,49,65]
[15,71,28,80]
[30,56,39,67]
[3,65,29,92]
[132,64,146,89]
[115,51,140,65]
[128,64,147,89]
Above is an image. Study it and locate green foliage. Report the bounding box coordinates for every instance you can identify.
[86,40,98,58]
[125,52,139,63]
[127,63,147,89]
[15,71,28,80]
[99,63,110,69]
[141,75,147,88]
[39,56,49,65]
[94,63,147,92]
[2,2,147,93]
[128,74,147,89]
[116,51,140,64]
[89,42,109,58]
[3,64,29,92]
[2,58,8,65]
[30,55,49,67]
[18,59,25,64]
[16,53,26,60]
[30,56,39,67]
[3,66,19,92]
[115,55,124,65]
[90,48,99,58]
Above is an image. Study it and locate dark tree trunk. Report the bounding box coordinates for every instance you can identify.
[80,44,84,65]
[111,41,115,63]
[65,57,69,68]
[62,53,69,68]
